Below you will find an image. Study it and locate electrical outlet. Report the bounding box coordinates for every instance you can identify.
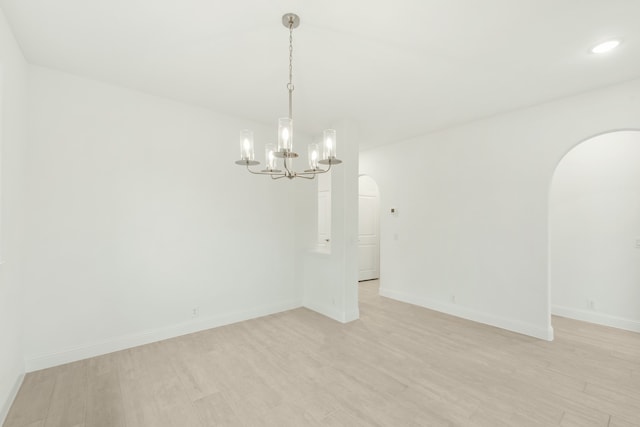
[192,307,199,318]
[588,299,595,311]
[451,295,456,304]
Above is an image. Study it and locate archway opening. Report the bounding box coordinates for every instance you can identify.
[550,130,640,333]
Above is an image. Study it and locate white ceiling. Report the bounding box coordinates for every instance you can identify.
[2,0,640,150]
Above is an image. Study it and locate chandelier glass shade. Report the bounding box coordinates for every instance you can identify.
[234,13,342,180]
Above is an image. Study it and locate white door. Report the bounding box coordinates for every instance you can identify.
[358,176,380,281]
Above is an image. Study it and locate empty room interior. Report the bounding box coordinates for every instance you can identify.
[1,1,640,426]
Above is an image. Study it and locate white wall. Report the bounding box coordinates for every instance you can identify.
[24,66,301,370]
[360,78,640,340]
[295,120,359,323]
[551,131,640,332]
[0,6,28,424]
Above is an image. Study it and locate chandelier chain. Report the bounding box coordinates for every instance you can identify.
[288,19,294,119]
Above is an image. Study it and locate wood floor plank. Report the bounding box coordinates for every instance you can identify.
[193,392,239,426]
[5,280,640,427]
[43,361,88,427]
[3,370,55,427]
[559,410,609,427]
[84,355,126,427]
[609,414,640,427]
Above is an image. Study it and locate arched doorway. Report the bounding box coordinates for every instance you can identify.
[358,175,380,281]
[549,130,640,332]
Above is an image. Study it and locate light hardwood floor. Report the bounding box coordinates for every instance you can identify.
[4,280,640,427]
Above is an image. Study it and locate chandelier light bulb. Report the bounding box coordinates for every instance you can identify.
[278,117,293,153]
[323,129,337,160]
[265,143,278,171]
[239,130,254,161]
[308,143,320,170]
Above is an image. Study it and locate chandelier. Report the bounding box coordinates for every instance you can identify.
[235,13,342,180]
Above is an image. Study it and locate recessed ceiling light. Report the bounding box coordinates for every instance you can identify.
[591,40,621,54]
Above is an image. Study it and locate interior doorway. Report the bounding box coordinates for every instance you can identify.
[549,130,640,333]
[358,175,380,281]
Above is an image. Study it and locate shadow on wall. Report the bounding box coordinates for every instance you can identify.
[549,130,640,333]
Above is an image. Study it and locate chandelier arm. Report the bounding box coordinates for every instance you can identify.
[293,173,316,180]
[316,163,332,174]
[271,174,289,180]
[246,165,283,176]
[304,164,332,175]
[296,166,330,178]
[245,166,265,175]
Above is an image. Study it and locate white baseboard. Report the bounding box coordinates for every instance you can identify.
[1,372,24,426]
[25,299,302,372]
[552,305,640,333]
[303,301,360,324]
[379,287,554,341]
